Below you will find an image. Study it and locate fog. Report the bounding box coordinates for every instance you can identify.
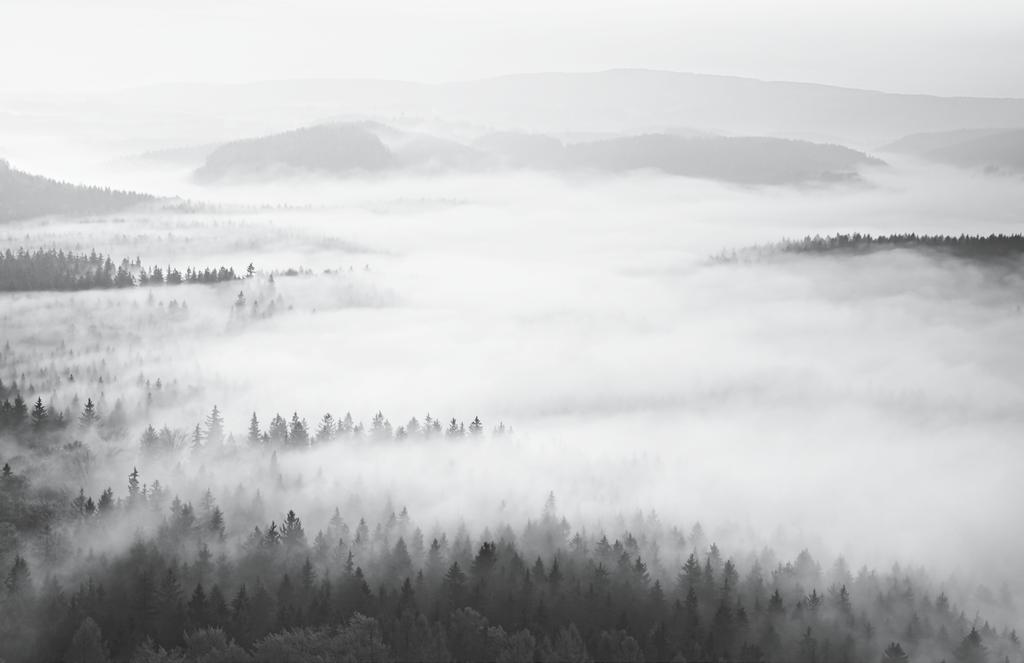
[3,48,1024,658]
[5,159,1024,584]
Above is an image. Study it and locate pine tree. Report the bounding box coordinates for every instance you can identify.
[5,555,30,594]
[128,467,142,507]
[443,562,467,606]
[103,398,128,438]
[288,413,309,447]
[187,583,208,628]
[139,424,159,453]
[97,487,114,514]
[338,412,354,436]
[269,413,289,445]
[247,412,261,445]
[882,641,910,662]
[205,405,225,446]
[282,510,307,549]
[954,627,987,663]
[316,413,335,443]
[79,399,99,430]
[30,396,47,431]
[65,617,111,663]
[10,395,27,428]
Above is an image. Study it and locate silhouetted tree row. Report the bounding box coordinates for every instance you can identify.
[218,409,500,451]
[0,247,241,292]
[0,394,506,455]
[0,393,129,444]
[777,233,1024,258]
[0,464,1019,663]
[146,407,503,456]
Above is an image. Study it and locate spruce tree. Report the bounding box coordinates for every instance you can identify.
[247,412,261,445]
[30,397,47,431]
[81,397,100,429]
[205,405,225,446]
[64,617,110,663]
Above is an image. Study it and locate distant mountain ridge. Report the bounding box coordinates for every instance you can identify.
[5,69,1023,151]
[0,160,154,223]
[193,122,882,185]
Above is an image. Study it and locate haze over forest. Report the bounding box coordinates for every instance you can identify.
[1,2,1024,662]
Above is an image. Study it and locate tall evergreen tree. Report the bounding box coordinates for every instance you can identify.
[247,412,261,446]
[205,405,225,446]
[30,397,47,431]
[64,618,111,663]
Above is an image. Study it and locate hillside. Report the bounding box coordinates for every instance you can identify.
[560,134,881,183]
[195,123,882,185]
[881,128,1024,173]
[194,123,396,182]
[0,160,154,222]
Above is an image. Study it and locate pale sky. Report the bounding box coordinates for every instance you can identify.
[2,0,1023,97]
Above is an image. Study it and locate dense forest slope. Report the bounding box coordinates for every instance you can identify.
[717,233,1024,268]
[0,402,1019,663]
[0,160,154,222]
[194,123,882,185]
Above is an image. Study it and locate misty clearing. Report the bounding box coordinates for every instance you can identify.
[2,6,1024,662]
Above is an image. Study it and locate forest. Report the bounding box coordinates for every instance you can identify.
[1,229,1022,661]
[0,248,243,291]
[776,234,1024,259]
[709,233,1024,265]
[0,389,1020,662]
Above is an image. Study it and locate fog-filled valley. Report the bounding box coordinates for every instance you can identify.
[3,59,1024,663]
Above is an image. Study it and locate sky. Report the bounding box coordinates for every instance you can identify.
[1,0,1023,97]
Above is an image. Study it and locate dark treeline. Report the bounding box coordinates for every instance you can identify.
[0,394,503,453]
[777,233,1024,259]
[0,159,154,223]
[0,394,130,444]
[0,460,1019,663]
[0,247,245,292]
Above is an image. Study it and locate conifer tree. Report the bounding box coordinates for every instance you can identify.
[5,555,30,594]
[64,618,110,663]
[316,413,335,443]
[268,414,289,445]
[127,467,141,507]
[288,413,309,447]
[247,412,261,445]
[30,397,47,431]
[205,405,225,446]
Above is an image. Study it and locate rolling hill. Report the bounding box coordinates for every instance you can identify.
[0,159,155,222]
[880,128,1024,173]
[194,122,883,185]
